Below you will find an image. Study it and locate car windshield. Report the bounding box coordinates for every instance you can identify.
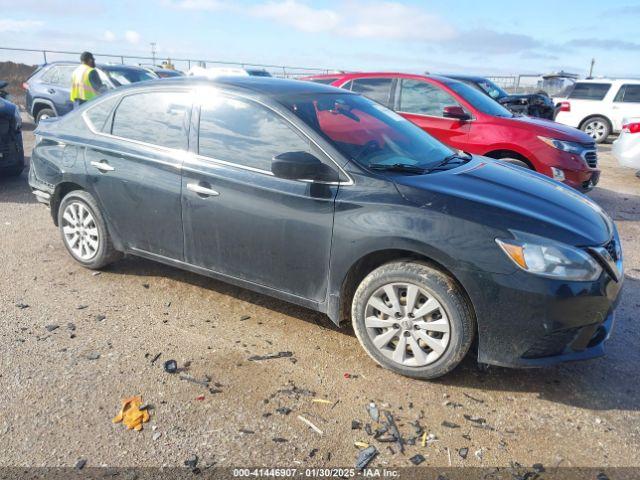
[475,79,508,100]
[103,67,156,86]
[282,93,455,171]
[447,81,514,118]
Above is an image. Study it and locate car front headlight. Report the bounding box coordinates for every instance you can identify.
[13,107,22,131]
[538,136,584,155]
[496,232,602,281]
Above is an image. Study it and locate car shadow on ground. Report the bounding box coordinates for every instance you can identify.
[0,167,36,205]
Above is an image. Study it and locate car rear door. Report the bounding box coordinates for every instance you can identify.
[612,84,640,131]
[40,65,75,115]
[84,89,191,260]
[394,78,470,150]
[181,93,338,301]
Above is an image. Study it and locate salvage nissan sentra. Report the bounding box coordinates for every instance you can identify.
[28,77,623,379]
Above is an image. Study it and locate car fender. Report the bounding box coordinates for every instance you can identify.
[31,98,58,117]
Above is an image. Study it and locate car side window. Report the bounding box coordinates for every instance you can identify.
[616,85,640,103]
[198,96,311,172]
[568,83,611,100]
[399,79,460,116]
[349,78,393,106]
[111,91,191,150]
[84,96,119,132]
[40,66,75,87]
[40,67,60,85]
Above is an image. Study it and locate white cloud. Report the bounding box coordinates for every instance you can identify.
[0,18,43,32]
[164,0,225,10]
[103,30,116,42]
[125,30,141,44]
[251,0,341,33]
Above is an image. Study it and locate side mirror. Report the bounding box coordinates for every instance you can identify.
[442,105,471,121]
[272,151,340,182]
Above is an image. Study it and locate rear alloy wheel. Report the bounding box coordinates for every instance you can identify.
[35,108,56,125]
[58,191,121,269]
[581,117,610,144]
[352,261,475,379]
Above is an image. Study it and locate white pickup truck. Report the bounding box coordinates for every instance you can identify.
[554,79,640,143]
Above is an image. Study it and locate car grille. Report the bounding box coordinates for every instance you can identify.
[583,150,598,168]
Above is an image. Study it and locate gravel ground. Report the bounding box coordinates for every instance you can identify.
[1,118,640,471]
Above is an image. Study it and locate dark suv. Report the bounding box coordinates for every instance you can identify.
[24,62,158,124]
[29,77,623,379]
[0,84,24,177]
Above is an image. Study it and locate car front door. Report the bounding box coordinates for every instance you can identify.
[395,78,470,150]
[84,90,191,260]
[181,93,338,301]
[612,84,640,131]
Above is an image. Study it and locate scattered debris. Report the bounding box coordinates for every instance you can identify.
[533,463,545,473]
[409,454,425,465]
[74,459,86,470]
[272,437,288,443]
[309,448,319,458]
[298,415,323,435]
[195,395,205,401]
[355,446,378,471]
[240,315,251,321]
[354,441,370,448]
[67,323,76,331]
[441,420,460,429]
[447,447,452,466]
[96,314,106,322]
[364,424,373,436]
[86,352,100,360]
[277,384,315,398]
[16,303,29,309]
[351,420,362,430]
[239,428,255,434]
[444,401,463,408]
[464,414,487,425]
[367,402,379,422]
[152,432,162,441]
[92,272,101,276]
[463,393,485,404]
[112,395,150,431]
[150,352,162,364]
[184,454,199,472]
[383,411,404,454]
[458,448,468,459]
[276,407,292,415]
[163,359,178,374]
[312,398,332,404]
[248,351,293,361]
[421,431,427,447]
[45,324,59,332]
[142,283,150,289]
[77,305,88,310]
[475,449,484,461]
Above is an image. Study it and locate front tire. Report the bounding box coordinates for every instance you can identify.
[352,261,475,379]
[35,108,56,125]
[581,116,611,144]
[58,190,121,269]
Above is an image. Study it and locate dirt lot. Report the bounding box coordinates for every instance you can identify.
[1,118,640,473]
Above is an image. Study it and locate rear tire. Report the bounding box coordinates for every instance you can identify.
[580,116,611,144]
[35,108,56,125]
[58,190,121,269]
[351,261,475,379]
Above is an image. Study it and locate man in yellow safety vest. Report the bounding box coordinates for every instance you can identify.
[70,51,105,108]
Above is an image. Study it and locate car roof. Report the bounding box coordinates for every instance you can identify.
[118,75,349,96]
[575,78,640,85]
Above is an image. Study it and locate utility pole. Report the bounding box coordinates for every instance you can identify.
[588,58,595,78]
[150,42,157,66]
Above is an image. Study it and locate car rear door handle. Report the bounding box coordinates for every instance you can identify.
[90,160,115,172]
[187,183,219,197]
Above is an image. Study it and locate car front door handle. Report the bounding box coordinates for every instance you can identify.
[90,160,115,172]
[187,183,220,197]
[48,88,56,94]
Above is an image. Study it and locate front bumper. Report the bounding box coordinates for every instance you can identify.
[0,131,24,171]
[538,146,600,192]
[458,244,623,368]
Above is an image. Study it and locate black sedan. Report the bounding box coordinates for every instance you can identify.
[445,74,556,120]
[0,82,25,177]
[28,77,622,379]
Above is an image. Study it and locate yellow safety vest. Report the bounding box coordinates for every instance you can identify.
[70,64,97,102]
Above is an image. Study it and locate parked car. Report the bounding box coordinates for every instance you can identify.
[444,74,555,119]
[612,117,640,171]
[186,66,271,78]
[553,79,640,143]
[0,80,9,99]
[144,66,184,78]
[24,62,158,124]
[0,86,25,177]
[29,77,623,379]
[303,72,600,191]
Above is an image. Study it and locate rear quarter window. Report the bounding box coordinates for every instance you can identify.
[568,83,611,100]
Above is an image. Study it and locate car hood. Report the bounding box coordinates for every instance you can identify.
[505,114,593,143]
[393,157,613,247]
[500,93,553,106]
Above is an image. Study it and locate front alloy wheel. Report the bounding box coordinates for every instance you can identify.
[352,261,475,379]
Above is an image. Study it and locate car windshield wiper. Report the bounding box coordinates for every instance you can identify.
[425,152,472,172]
[368,163,427,174]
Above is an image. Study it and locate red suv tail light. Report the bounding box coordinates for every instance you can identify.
[559,101,571,112]
[22,82,29,90]
[622,122,640,134]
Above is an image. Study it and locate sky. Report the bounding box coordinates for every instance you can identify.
[0,0,639,77]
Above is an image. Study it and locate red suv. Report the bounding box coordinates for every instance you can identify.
[303,73,600,191]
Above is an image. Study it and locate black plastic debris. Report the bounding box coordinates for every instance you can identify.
[272,437,288,443]
[367,402,379,422]
[309,448,319,458]
[77,305,88,310]
[15,303,29,309]
[364,424,373,436]
[532,463,545,473]
[67,323,76,331]
[355,446,378,471]
[86,352,100,360]
[463,392,485,403]
[184,454,199,472]
[441,420,460,429]
[383,411,404,454]
[463,414,487,425]
[164,359,178,374]
[351,420,362,430]
[45,324,59,332]
[248,351,293,361]
[150,352,162,364]
[409,454,425,465]
[96,314,106,322]
[240,315,251,321]
[239,429,255,434]
[74,459,86,470]
[458,448,468,459]
[276,407,292,415]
